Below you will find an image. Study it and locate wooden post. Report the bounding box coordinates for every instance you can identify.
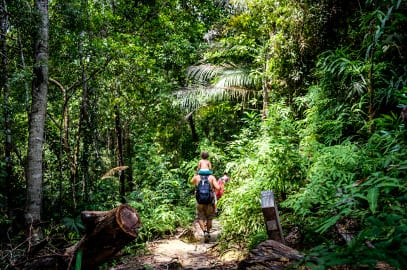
[261,190,284,243]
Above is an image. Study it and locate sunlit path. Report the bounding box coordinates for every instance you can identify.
[110,219,241,269]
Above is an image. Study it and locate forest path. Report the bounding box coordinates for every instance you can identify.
[110,219,244,269]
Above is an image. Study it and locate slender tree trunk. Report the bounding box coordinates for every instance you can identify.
[78,0,92,203]
[185,111,199,143]
[49,78,70,217]
[124,128,134,192]
[79,31,91,202]
[368,50,375,133]
[69,30,90,209]
[262,35,272,120]
[25,0,48,244]
[1,0,13,214]
[262,76,270,120]
[115,103,126,203]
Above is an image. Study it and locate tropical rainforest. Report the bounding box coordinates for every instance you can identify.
[0,0,406,269]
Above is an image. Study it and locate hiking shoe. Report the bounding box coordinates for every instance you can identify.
[204,231,210,243]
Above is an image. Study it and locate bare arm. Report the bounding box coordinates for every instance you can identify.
[210,175,220,191]
[190,175,198,185]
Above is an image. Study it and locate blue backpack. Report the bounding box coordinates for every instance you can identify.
[196,175,213,204]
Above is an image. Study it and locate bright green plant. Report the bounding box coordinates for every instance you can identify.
[217,102,304,249]
[282,141,362,227]
[284,112,407,269]
[126,161,196,243]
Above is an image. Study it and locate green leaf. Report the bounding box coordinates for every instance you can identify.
[316,214,341,234]
[352,194,367,201]
[75,249,82,270]
[367,187,379,214]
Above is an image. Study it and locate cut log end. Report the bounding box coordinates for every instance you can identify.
[79,204,141,269]
[116,204,141,237]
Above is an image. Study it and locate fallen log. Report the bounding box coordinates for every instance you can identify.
[12,204,141,270]
[65,204,141,269]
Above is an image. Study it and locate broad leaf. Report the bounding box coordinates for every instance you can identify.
[367,187,379,214]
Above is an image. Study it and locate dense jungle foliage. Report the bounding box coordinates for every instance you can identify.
[1,0,406,269]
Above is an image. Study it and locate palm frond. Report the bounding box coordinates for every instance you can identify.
[176,63,260,112]
[214,68,256,89]
[187,63,258,90]
[187,63,237,83]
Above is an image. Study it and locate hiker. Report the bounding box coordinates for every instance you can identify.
[190,173,221,243]
[215,174,226,200]
[220,172,230,183]
[214,175,225,214]
[197,151,212,175]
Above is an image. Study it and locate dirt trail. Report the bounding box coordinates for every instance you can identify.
[111,219,243,270]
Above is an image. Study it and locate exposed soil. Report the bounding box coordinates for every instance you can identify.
[109,219,245,270]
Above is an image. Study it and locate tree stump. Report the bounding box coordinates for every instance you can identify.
[65,204,141,269]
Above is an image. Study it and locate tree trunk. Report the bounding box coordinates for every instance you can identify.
[185,111,199,143]
[262,72,270,121]
[115,103,126,203]
[48,78,69,217]
[261,33,272,121]
[124,128,134,191]
[1,0,13,214]
[368,51,375,133]
[69,30,91,209]
[25,0,48,244]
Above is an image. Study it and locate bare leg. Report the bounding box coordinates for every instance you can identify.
[198,219,206,233]
[198,219,210,243]
[206,219,212,232]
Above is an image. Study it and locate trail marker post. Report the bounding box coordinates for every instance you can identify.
[260,190,284,243]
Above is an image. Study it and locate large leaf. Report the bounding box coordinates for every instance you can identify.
[367,187,379,214]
